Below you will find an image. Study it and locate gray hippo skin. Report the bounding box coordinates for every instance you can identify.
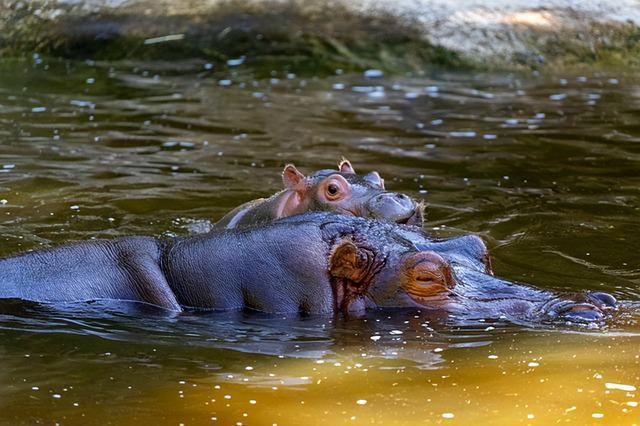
[0,213,616,323]
[215,160,423,229]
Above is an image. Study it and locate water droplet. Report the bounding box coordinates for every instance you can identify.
[352,86,374,93]
[363,69,384,78]
[368,89,385,99]
[70,100,95,108]
[227,57,245,66]
[449,131,476,138]
[605,382,636,392]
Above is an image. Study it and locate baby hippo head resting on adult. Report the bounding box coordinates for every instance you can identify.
[214,160,424,229]
[287,160,423,225]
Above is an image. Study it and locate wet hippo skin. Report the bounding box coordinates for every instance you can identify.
[0,213,616,324]
[214,160,423,229]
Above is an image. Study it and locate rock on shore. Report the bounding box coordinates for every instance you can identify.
[2,0,640,71]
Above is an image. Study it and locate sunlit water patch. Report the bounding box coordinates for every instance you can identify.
[0,58,639,424]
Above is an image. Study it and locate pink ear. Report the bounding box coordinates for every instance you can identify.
[338,159,355,174]
[282,164,305,189]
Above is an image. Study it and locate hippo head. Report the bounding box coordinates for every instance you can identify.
[324,223,456,314]
[280,160,423,225]
[329,240,456,312]
[319,215,616,324]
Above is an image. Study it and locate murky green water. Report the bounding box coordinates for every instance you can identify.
[0,58,639,425]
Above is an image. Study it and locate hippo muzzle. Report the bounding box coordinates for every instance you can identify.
[537,291,618,323]
[366,192,424,225]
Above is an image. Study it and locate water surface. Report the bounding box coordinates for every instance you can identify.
[0,59,638,424]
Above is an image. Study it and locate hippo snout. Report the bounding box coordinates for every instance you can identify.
[540,291,617,324]
[586,291,617,309]
[367,193,423,225]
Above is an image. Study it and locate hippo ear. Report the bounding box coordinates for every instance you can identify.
[282,164,306,190]
[338,158,355,174]
[329,239,375,284]
[364,171,385,189]
[329,240,360,279]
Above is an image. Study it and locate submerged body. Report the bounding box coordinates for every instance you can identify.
[0,213,616,324]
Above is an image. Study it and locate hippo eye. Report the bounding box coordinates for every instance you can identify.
[400,251,455,302]
[322,175,350,201]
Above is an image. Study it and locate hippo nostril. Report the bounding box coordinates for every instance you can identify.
[541,299,608,324]
[552,302,604,323]
[587,292,617,309]
[562,305,603,323]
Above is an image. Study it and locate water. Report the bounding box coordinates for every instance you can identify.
[0,58,639,424]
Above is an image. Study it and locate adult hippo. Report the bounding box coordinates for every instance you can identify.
[214,160,423,229]
[0,213,616,324]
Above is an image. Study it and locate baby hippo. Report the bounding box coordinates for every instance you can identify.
[214,160,423,229]
[0,212,616,324]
